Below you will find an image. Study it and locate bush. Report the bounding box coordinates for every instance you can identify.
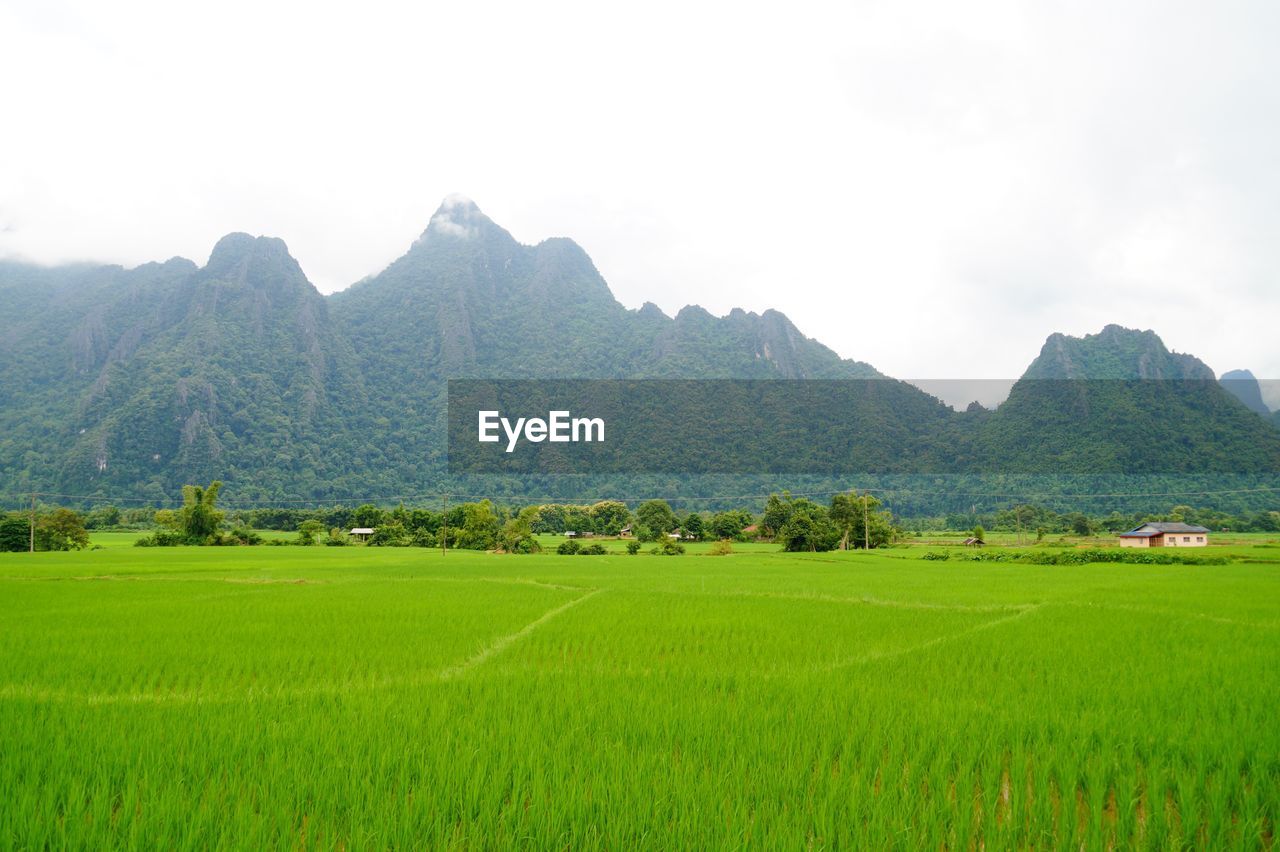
[505,536,542,554]
[651,539,686,556]
[133,529,186,547]
[922,551,950,561]
[626,540,641,555]
[369,522,409,547]
[557,539,581,555]
[580,543,608,555]
[225,527,263,546]
[706,540,734,556]
[952,547,1227,566]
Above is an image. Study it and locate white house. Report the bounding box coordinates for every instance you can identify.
[1118,522,1209,548]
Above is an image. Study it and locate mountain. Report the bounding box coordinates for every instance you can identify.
[333,196,879,381]
[0,236,366,502]
[1,197,1277,505]
[969,326,1280,473]
[1021,324,1216,380]
[1219,369,1271,417]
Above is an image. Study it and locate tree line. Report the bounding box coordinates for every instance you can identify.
[3,480,1277,553]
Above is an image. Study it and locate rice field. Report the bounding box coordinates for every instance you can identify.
[1,544,1277,848]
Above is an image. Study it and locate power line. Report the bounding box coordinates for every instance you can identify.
[2,485,1278,509]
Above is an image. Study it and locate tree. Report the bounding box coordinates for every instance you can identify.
[563,505,594,533]
[457,500,500,550]
[296,519,325,545]
[35,508,90,551]
[972,524,985,543]
[352,504,384,528]
[829,492,895,549]
[636,500,677,535]
[710,509,752,540]
[778,504,840,552]
[1069,513,1095,536]
[829,493,859,550]
[178,481,224,544]
[85,505,121,529]
[0,515,30,552]
[497,507,541,553]
[589,501,631,535]
[532,504,566,534]
[682,513,705,541]
[761,492,794,539]
[369,522,408,546]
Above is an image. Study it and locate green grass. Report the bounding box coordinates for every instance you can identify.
[1,544,1277,848]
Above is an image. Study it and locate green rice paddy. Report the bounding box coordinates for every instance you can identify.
[2,543,1277,848]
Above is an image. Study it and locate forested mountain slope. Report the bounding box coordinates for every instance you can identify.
[1,198,1276,502]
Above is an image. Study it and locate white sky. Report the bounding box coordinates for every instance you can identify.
[2,0,1277,396]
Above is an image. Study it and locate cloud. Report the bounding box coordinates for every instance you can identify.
[0,0,1276,381]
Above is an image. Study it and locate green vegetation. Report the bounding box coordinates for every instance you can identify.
[3,207,1276,509]
[1,543,1276,847]
[0,508,89,552]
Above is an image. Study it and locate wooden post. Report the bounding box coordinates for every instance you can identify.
[863,493,870,551]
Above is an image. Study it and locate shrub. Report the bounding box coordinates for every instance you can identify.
[505,536,543,554]
[369,522,409,547]
[580,543,607,555]
[952,547,1227,566]
[651,540,686,556]
[557,539,581,555]
[133,529,186,547]
[626,540,641,555]
[225,527,263,546]
[922,551,950,561]
[707,540,734,556]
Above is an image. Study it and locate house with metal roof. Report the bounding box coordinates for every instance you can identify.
[1117,522,1209,548]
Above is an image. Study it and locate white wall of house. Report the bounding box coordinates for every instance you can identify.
[1162,533,1208,547]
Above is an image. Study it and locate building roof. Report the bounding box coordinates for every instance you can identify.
[350,527,374,535]
[1118,522,1210,537]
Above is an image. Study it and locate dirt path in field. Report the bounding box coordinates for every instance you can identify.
[822,604,1043,671]
[437,587,603,680]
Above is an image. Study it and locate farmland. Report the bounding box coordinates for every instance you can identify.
[1,542,1277,848]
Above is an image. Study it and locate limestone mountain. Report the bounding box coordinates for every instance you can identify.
[1,198,1277,503]
[1219,369,1272,417]
[1,235,365,502]
[1021,324,1216,380]
[970,326,1280,473]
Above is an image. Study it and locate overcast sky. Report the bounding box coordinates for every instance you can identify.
[2,0,1277,399]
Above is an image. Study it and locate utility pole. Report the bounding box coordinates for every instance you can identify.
[29,492,37,553]
[440,493,448,556]
[863,492,870,551]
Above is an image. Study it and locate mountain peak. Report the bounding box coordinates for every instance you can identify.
[206,232,294,272]
[1025,324,1214,380]
[1220,369,1271,415]
[423,194,489,240]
